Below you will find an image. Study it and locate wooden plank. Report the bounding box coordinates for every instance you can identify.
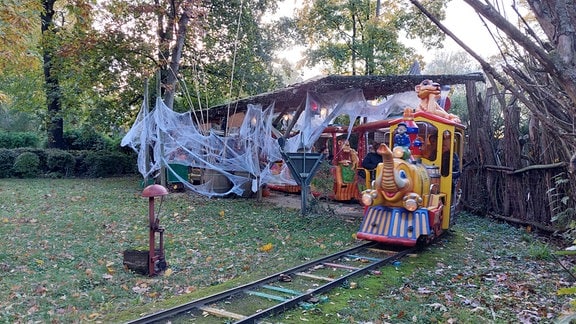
[323,262,360,270]
[295,272,334,281]
[198,306,246,320]
[366,248,399,255]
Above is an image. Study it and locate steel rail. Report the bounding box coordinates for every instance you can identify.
[127,242,413,324]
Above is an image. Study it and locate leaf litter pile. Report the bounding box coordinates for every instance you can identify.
[0,177,574,323]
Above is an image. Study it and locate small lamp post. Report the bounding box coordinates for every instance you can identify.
[141,184,169,276]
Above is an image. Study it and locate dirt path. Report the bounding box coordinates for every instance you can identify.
[264,189,365,218]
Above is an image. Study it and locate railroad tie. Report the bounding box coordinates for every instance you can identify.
[197,306,246,320]
[246,290,289,302]
[262,285,301,296]
[322,262,360,270]
[294,272,334,281]
[346,254,382,262]
[367,247,401,255]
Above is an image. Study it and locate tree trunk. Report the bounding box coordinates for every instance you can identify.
[41,0,65,149]
[502,100,523,218]
[463,0,576,111]
[163,2,193,109]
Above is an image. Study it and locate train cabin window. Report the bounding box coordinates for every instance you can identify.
[416,122,438,161]
[440,130,460,177]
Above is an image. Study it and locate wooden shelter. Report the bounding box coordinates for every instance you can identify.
[205,73,485,120]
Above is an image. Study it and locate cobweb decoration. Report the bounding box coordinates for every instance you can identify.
[121,88,419,198]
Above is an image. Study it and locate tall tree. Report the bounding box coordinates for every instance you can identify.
[41,0,65,148]
[92,0,283,120]
[288,0,449,75]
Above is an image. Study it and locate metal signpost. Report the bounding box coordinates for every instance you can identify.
[280,151,325,215]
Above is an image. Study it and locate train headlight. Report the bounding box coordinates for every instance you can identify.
[361,190,377,206]
[403,193,422,211]
[392,146,405,159]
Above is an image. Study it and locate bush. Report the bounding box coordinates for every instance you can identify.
[13,148,48,172]
[82,151,137,177]
[0,132,40,149]
[0,148,17,178]
[46,149,75,177]
[13,152,40,178]
[0,148,137,178]
[64,127,114,151]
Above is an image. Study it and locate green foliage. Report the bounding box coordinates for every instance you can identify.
[290,0,448,75]
[0,0,42,72]
[0,106,43,132]
[46,149,76,177]
[63,127,114,151]
[82,151,136,177]
[0,148,17,178]
[12,152,40,178]
[527,242,554,261]
[0,131,41,149]
[14,147,48,171]
[558,286,576,296]
[0,147,136,178]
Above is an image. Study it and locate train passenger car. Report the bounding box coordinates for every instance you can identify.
[356,108,464,246]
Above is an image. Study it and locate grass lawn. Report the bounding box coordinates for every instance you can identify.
[0,176,574,323]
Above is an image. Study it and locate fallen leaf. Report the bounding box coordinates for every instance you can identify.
[132,285,150,294]
[34,285,47,295]
[259,243,273,252]
[427,302,447,312]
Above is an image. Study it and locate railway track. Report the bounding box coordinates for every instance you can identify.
[127,242,416,324]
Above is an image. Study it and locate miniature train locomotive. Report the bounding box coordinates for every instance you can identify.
[356,108,464,246]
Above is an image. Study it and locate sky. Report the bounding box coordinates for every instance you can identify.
[275,0,517,77]
[428,1,509,58]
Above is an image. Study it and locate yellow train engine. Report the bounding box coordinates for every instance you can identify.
[356,109,464,246]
